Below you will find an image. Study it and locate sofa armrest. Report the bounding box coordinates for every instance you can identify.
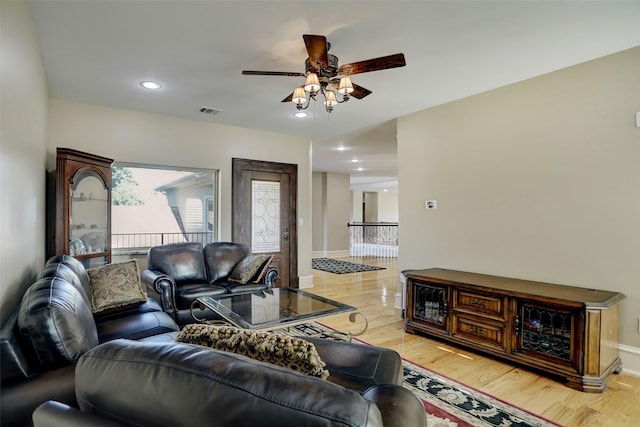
[140,270,177,321]
[33,401,127,427]
[363,384,426,427]
[262,266,280,287]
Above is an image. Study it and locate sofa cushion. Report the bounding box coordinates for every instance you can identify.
[148,242,208,284]
[228,254,269,284]
[176,324,328,379]
[39,262,91,306]
[45,255,92,301]
[87,260,147,314]
[203,242,249,283]
[96,312,180,343]
[175,282,228,308]
[18,277,99,369]
[75,339,381,427]
[0,310,32,381]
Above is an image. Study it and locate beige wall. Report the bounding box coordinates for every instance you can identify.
[0,1,50,324]
[363,192,378,222]
[47,99,313,281]
[311,172,351,257]
[377,191,399,222]
[351,190,363,222]
[311,172,325,252]
[398,46,640,348]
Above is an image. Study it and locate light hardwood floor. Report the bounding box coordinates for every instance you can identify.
[309,257,640,427]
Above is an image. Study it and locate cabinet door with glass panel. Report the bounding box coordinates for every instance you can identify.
[405,279,450,335]
[53,148,114,267]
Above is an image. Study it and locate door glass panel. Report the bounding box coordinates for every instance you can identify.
[251,180,280,253]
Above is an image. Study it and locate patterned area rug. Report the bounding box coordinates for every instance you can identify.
[311,258,385,274]
[283,323,561,427]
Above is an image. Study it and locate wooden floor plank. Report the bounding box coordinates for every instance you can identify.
[309,257,640,427]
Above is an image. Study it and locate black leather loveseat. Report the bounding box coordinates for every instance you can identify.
[0,255,180,427]
[141,241,279,325]
[33,339,427,427]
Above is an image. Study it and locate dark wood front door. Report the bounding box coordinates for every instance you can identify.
[232,158,298,287]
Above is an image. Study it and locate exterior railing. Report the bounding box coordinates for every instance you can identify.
[348,222,398,258]
[112,232,215,250]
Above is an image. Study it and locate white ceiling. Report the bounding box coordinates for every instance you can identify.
[27,1,640,192]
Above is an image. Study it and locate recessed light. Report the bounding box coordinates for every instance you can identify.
[337,146,346,151]
[139,81,161,90]
[293,111,308,118]
[356,167,364,171]
[351,159,358,163]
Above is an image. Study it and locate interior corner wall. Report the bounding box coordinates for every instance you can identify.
[0,1,50,325]
[311,172,351,257]
[397,46,640,348]
[351,190,363,222]
[46,99,313,282]
[311,172,325,254]
[363,192,379,222]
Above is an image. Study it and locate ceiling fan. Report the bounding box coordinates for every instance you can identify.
[242,34,406,114]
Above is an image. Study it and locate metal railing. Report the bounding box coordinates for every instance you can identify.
[112,232,215,250]
[348,222,398,258]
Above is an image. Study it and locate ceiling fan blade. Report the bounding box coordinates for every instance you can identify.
[350,83,372,99]
[243,70,306,77]
[337,53,406,76]
[303,34,329,70]
[329,81,372,100]
[281,92,294,103]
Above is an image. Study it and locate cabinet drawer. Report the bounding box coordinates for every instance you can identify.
[455,290,506,320]
[453,316,506,351]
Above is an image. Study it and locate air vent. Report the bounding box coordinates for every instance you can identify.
[199,107,222,115]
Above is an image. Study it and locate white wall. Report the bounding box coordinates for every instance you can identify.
[398,47,640,349]
[0,1,50,324]
[47,99,314,284]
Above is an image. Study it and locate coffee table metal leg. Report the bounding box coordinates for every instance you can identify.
[308,311,369,342]
[189,300,208,323]
[346,311,369,340]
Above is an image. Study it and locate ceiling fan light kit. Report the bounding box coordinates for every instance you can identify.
[242,34,406,116]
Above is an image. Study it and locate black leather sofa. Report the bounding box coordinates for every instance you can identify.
[141,242,280,325]
[2,253,417,426]
[32,339,427,427]
[0,255,180,427]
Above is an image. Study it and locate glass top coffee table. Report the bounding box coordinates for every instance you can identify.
[192,288,368,340]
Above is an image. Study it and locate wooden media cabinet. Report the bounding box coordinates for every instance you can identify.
[404,268,624,392]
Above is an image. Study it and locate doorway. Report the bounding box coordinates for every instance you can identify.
[232,158,298,287]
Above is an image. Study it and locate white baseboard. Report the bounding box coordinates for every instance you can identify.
[298,274,314,289]
[326,250,350,258]
[619,344,640,377]
[394,292,402,310]
[311,250,351,259]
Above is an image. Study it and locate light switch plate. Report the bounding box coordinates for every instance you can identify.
[636,112,640,128]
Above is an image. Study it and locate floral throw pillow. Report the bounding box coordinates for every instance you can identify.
[228,254,268,284]
[176,324,329,379]
[87,260,147,313]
